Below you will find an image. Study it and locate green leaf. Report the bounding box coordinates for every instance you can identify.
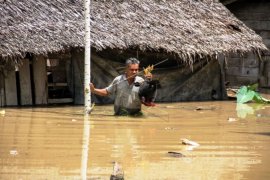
[247,83,258,91]
[236,86,255,103]
[236,85,270,104]
[254,94,270,104]
[253,92,263,103]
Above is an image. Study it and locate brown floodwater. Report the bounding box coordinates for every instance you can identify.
[0,100,270,180]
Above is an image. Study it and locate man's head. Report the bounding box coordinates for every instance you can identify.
[125,57,140,66]
[125,58,140,79]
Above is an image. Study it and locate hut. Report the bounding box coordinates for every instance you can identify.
[221,0,270,92]
[0,0,267,106]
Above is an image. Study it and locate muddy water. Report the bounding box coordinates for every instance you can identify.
[0,101,270,180]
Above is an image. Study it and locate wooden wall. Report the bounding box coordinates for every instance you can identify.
[0,72,5,107]
[71,50,84,105]
[225,53,260,86]
[4,67,18,106]
[33,56,48,105]
[2,56,48,107]
[19,59,32,105]
[225,0,270,87]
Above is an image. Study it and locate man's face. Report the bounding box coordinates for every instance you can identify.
[126,63,139,79]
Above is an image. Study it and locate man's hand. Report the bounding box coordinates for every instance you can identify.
[89,83,108,96]
[141,97,155,107]
[144,72,152,80]
[90,83,95,93]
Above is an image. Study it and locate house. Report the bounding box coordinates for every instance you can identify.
[0,0,267,106]
[221,0,270,90]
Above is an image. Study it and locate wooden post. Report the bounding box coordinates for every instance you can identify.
[84,0,91,114]
[81,1,91,180]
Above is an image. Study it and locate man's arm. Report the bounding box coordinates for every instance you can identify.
[90,83,109,96]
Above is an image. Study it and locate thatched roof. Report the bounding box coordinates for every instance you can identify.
[0,0,268,62]
[220,0,239,5]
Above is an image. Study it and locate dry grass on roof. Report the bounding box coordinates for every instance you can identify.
[0,0,268,62]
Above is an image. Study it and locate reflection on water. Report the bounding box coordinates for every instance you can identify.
[236,103,255,118]
[0,101,270,179]
[81,115,90,180]
[236,103,270,119]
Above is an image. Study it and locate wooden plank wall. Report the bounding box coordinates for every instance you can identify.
[33,56,48,105]
[226,1,270,87]
[71,50,84,104]
[225,53,259,86]
[19,59,32,105]
[0,73,5,107]
[4,69,17,106]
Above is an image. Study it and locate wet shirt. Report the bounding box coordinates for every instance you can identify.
[106,74,144,115]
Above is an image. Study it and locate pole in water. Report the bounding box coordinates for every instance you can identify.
[84,0,92,115]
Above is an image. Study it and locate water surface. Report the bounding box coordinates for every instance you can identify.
[0,101,270,179]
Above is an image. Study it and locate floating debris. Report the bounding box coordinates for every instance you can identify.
[195,107,203,111]
[168,151,185,158]
[228,117,237,122]
[110,162,124,180]
[164,127,176,131]
[0,109,5,116]
[227,88,238,99]
[181,138,200,147]
[9,150,18,156]
[195,106,216,111]
[165,105,176,109]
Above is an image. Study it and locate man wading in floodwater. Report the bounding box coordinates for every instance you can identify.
[90,57,152,116]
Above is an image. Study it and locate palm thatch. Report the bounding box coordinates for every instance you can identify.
[0,0,268,63]
[220,0,239,5]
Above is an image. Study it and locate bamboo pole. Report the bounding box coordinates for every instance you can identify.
[84,0,91,114]
[81,1,91,180]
